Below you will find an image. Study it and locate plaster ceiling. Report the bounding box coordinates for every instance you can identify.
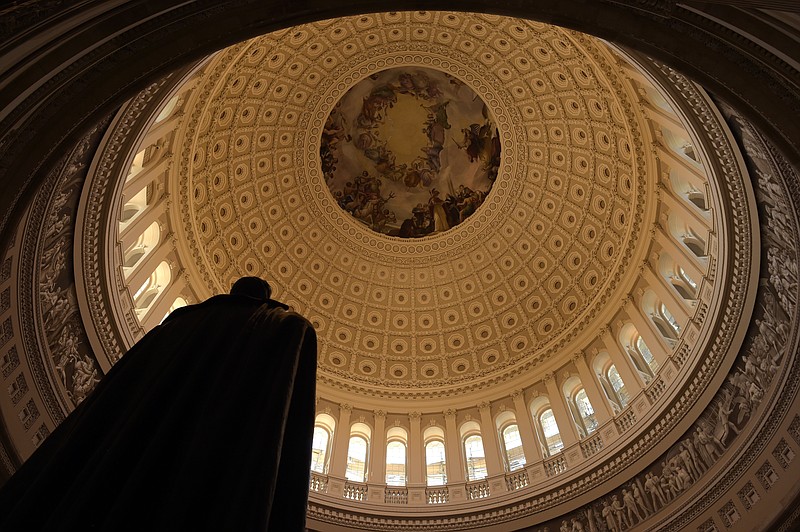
[175,12,654,399]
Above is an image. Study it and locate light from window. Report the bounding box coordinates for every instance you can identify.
[540,409,564,455]
[310,426,330,473]
[575,388,598,435]
[661,303,681,334]
[464,435,488,481]
[385,441,407,486]
[502,424,526,471]
[636,336,659,373]
[425,440,447,486]
[679,266,698,289]
[345,435,368,482]
[608,365,629,408]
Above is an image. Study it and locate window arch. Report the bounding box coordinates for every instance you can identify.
[310,413,336,474]
[123,221,160,273]
[636,335,658,374]
[424,426,447,486]
[495,410,525,471]
[501,424,525,471]
[592,352,630,413]
[425,440,447,486]
[530,396,564,458]
[659,252,700,301]
[573,388,597,435]
[345,422,371,482]
[463,435,487,481]
[563,376,598,438]
[607,365,630,409]
[154,94,180,123]
[460,421,487,481]
[133,260,171,317]
[385,426,407,486]
[539,409,563,455]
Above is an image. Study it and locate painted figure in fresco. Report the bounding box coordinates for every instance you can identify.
[429,189,450,233]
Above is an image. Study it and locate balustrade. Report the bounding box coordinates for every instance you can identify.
[646,375,667,403]
[505,469,529,491]
[426,487,449,504]
[615,408,637,434]
[309,472,328,493]
[580,433,604,459]
[384,487,408,504]
[343,481,368,501]
[466,479,490,500]
[544,455,567,477]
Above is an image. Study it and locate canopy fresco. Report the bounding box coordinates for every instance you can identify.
[321,67,501,238]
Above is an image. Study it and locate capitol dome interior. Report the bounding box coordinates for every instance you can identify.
[1,2,799,531]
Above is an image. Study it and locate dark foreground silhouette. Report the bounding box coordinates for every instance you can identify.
[0,277,317,531]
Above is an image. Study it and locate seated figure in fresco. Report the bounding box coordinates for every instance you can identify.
[0,277,318,532]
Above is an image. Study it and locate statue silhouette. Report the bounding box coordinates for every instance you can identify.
[0,277,317,531]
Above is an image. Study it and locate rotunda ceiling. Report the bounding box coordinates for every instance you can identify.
[177,12,651,399]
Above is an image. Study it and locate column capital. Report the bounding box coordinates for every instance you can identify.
[511,388,524,399]
[542,371,555,383]
[571,351,585,363]
[443,408,456,419]
[374,409,386,418]
[340,403,352,412]
[409,411,421,420]
[477,401,491,411]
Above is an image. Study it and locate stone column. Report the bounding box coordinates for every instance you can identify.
[511,389,542,463]
[124,236,174,293]
[597,327,645,394]
[444,410,465,483]
[408,412,424,485]
[624,297,670,366]
[119,199,166,250]
[572,352,613,425]
[478,402,504,476]
[641,259,691,323]
[654,223,708,275]
[329,403,352,478]
[368,411,386,484]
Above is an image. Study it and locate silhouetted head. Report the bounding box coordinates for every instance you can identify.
[230,277,272,300]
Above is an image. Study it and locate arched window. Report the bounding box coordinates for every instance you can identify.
[671,265,698,300]
[123,221,161,276]
[636,335,659,374]
[345,435,368,482]
[310,413,336,474]
[661,303,681,335]
[607,365,630,409]
[425,440,447,486]
[539,409,564,456]
[124,247,146,268]
[463,434,488,481]
[679,266,698,290]
[686,187,708,210]
[133,260,171,316]
[501,424,526,471]
[385,440,407,486]
[311,426,331,473]
[574,388,598,435]
[683,229,707,258]
[155,94,179,123]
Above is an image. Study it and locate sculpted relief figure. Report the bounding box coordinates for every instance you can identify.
[0,277,318,532]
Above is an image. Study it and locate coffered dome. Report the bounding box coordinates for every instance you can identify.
[175,13,655,401]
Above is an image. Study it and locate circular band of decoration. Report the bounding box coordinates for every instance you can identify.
[321,67,501,238]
